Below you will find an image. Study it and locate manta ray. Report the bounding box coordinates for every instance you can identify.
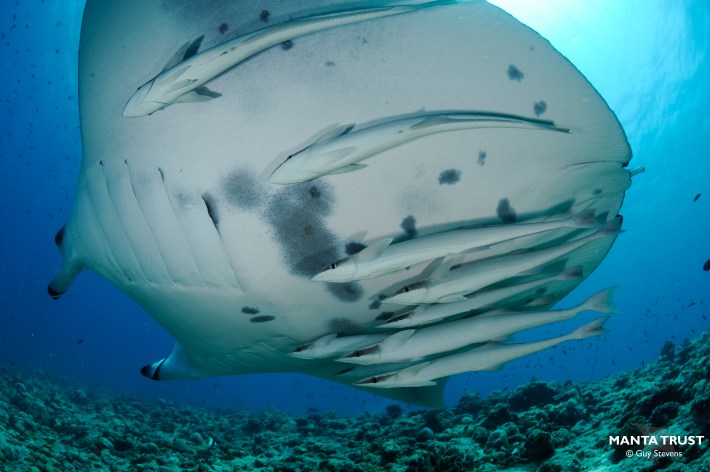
[50,0,634,407]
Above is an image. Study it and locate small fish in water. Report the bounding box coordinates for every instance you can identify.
[693,193,701,202]
[269,111,568,184]
[704,258,710,272]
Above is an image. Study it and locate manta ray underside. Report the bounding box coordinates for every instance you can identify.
[50,0,632,407]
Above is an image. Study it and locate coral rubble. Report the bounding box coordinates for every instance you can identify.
[1,333,709,471]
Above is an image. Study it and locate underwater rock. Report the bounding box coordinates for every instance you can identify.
[524,429,554,461]
[415,427,435,442]
[508,381,558,411]
[2,333,710,470]
[485,428,509,451]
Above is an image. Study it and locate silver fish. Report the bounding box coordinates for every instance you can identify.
[383,218,621,305]
[124,1,456,117]
[356,317,609,387]
[269,111,569,184]
[378,267,584,328]
[312,210,597,282]
[341,287,616,364]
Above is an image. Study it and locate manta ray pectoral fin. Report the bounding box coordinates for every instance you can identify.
[161,35,205,72]
[314,123,356,144]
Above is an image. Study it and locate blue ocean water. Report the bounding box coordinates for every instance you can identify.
[0,0,708,416]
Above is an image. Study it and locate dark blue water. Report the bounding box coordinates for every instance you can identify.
[1,0,708,415]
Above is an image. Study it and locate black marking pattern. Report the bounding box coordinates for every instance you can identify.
[438,169,461,185]
[497,198,517,223]
[250,315,275,323]
[345,242,367,255]
[507,64,524,82]
[478,150,487,166]
[533,100,547,117]
[401,215,417,237]
[242,306,260,315]
[223,169,265,210]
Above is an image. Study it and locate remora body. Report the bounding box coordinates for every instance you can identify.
[379,267,583,328]
[289,333,388,359]
[356,317,609,387]
[312,210,597,282]
[124,1,455,117]
[269,111,569,184]
[383,218,621,305]
[340,287,616,364]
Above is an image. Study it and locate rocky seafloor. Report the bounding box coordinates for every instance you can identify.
[1,333,709,472]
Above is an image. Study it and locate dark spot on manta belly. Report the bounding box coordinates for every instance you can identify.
[534,100,547,117]
[346,242,367,255]
[218,23,228,34]
[260,10,270,22]
[478,150,487,166]
[202,193,220,230]
[327,282,364,303]
[223,169,266,210]
[401,215,417,237]
[308,186,321,199]
[281,40,294,50]
[497,198,517,223]
[242,306,260,315]
[327,318,361,334]
[507,64,524,82]
[438,169,461,185]
[250,315,275,323]
[593,188,603,196]
[369,299,382,310]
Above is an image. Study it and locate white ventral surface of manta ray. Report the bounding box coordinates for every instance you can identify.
[50,0,633,407]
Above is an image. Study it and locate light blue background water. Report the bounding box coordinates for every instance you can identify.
[1,0,708,415]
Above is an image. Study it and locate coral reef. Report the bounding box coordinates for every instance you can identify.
[1,333,709,471]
